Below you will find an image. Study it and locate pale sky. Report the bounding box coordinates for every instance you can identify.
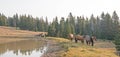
[0,0,120,21]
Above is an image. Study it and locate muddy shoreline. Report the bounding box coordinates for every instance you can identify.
[41,38,63,57]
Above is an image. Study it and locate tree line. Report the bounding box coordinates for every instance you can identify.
[0,11,119,40]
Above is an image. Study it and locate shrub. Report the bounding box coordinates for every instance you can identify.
[114,33,120,51]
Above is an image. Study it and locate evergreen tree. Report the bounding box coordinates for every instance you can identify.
[44,17,49,32]
[101,13,113,40]
[80,16,85,35]
[84,17,90,35]
[68,12,75,34]
[89,14,97,36]
[114,29,120,51]
[75,16,81,34]
[0,13,7,26]
[39,17,45,31]
[112,11,119,39]
[66,18,72,35]
[13,14,19,27]
[35,17,41,31]
[60,17,66,37]
[48,17,59,37]
[8,17,14,27]
[53,17,59,36]
[48,22,53,36]
[96,16,101,38]
[19,15,28,30]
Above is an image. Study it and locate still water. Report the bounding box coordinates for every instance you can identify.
[0,40,48,57]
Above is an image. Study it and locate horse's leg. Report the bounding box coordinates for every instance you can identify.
[89,41,90,45]
[91,41,94,46]
[88,41,89,45]
[71,38,73,41]
[81,40,84,44]
[87,41,90,45]
[86,40,88,45]
[91,38,94,46]
[75,38,78,43]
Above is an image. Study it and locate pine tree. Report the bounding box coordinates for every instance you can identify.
[100,12,106,39]
[101,13,113,40]
[112,11,119,39]
[89,14,97,36]
[96,16,101,38]
[13,14,19,27]
[39,17,45,31]
[68,12,75,34]
[75,16,80,34]
[8,17,14,27]
[45,17,49,32]
[19,15,28,30]
[54,17,59,36]
[0,13,7,26]
[114,29,120,51]
[48,22,53,36]
[60,17,66,37]
[66,18,72,35]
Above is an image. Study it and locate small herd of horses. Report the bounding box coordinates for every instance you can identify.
[35,32,48,38]
[35,32,96,46]
[68,34,97,46]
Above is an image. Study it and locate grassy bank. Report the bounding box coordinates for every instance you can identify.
[47,37,118,57]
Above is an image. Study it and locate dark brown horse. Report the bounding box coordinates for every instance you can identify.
[35,32,48,38]
[91,36,97,46]
[85,35,97,46]
[75,35,85,43]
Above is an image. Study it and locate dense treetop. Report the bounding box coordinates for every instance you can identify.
[0,11,119,40]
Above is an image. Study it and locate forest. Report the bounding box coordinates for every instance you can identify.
[0,11,119,38]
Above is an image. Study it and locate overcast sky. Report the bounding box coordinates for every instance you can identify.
[0,0,120,21]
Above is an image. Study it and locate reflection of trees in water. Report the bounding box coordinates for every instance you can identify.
[0,40,47,56]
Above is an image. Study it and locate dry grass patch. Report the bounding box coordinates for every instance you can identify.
[0,26,46,37]
[47,37,70,43]
[0,26,47,44]
[61,47,117,57]
[47,37,118,57]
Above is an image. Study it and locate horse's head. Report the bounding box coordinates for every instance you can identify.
[69,34,74,38]
[68,33,75,41]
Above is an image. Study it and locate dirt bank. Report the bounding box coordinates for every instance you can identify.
[41,38,63,57]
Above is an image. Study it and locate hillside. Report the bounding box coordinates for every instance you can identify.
[0,26,44,44]
[0,26,44,37]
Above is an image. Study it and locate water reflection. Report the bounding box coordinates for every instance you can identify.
[0,40,47,57]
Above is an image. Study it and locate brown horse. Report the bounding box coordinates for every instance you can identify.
[68,34,74,41]
[35,32,48,38]
[75,35,85,43]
